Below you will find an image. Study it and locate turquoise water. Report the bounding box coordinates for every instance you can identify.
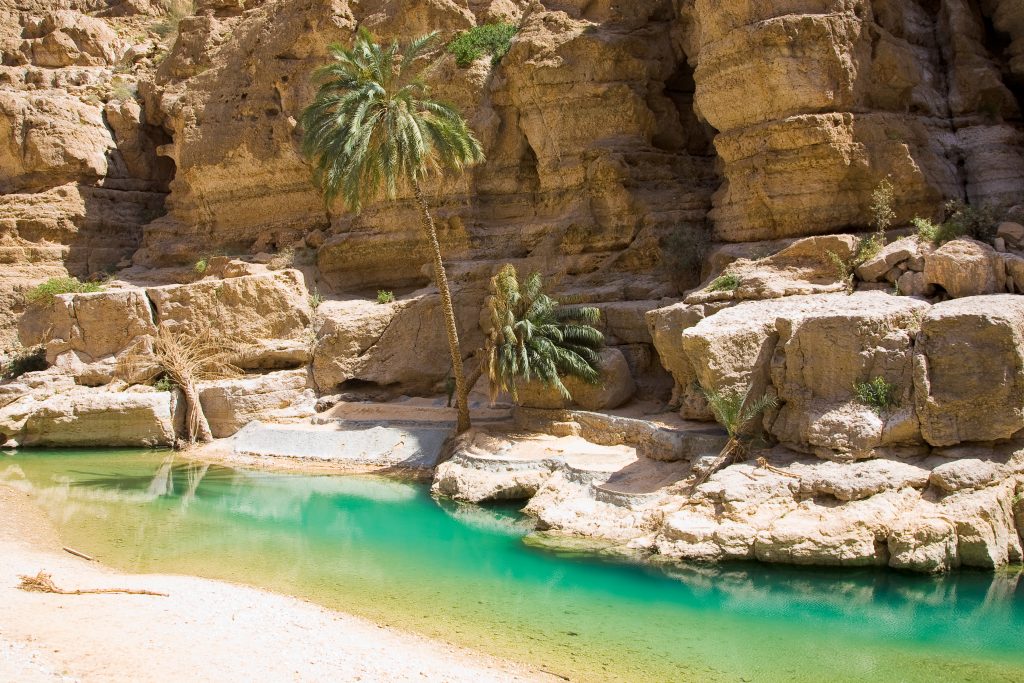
[3,449,1024,682]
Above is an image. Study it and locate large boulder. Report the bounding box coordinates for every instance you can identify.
[855,237,927,282]
[685,235,856,304]
[18,11,125,67]
[914,295,1024,446]
[0,386,176,447]
[923,238,1005,298]
[646,301,726,419]
[311,290,484,394]
[769,293,930,459]
[197,369,315,438]
[18,289,156,363]
[147,270,312,370]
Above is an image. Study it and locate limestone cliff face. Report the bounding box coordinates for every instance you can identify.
[0,0,172,347]
[3,0,1024,348]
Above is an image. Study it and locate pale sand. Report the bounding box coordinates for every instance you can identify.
[0,486,552,683]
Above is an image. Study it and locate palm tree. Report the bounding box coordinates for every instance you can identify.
[690,386,777,490]
[301,29,484,434]
[484,264,604,403]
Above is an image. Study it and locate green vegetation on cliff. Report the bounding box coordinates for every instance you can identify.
[448,23,518,67]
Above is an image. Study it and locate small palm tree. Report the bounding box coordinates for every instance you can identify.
[484,264,604,403]
[690,386,777,490]
[301,29,484,433]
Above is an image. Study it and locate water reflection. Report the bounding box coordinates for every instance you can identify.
[3,449,1024,682]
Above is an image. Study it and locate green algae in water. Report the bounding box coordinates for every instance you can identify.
[3,449,1024,682]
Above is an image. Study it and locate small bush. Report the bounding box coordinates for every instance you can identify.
[869,177,896,234]
[308,288,323,310]
[377,290,395,304]
[25,277,104,306]
[707,273,741,292]
[193,258,209,275]
[854,377,900,414]
[152,0,193,39]
[447,22,518,67]
[153,375,176,392]
[1,345,46,380]
[914,200,998,246]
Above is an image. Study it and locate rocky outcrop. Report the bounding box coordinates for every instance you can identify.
[914,295,1024,446]
[0,380,176,447]
[198,368,315,438]
[516,347,637,411]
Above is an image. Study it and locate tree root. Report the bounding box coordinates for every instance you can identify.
[756,457,801,479]
[18,571,168,597]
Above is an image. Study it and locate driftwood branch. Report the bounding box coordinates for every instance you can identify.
[18,571,168,597]
[62,546,94,561]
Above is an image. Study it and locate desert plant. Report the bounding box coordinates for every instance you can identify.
[914,201,998,246]
[447,22,518,67]
[153,374,176,392]
[691,385,778,490]
[308,288,324,310]
[869,177,896,235]
[25,277,104,306]
[1,345,47,380]
[377,290,395,305]
[193,258,209,275]
[151,0,192,39]
[119,324,247,444]
[109,77,137,102]
[854,377,899,414]
[707,273,740,292]
[301,29,484,433]
[484,264,604,403]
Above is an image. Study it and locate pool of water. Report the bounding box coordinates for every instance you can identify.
[2,449,1024,682]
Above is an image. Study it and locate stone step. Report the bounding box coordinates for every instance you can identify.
[232,421,451,469]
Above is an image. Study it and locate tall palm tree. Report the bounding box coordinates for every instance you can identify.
[485,264,604,403]
[301,29,484,433]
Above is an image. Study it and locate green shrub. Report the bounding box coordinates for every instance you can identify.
[914,200,998,246]
[869,177,895,234]
[308,288,323,310]
[1,345,46,380]
[193,258,209,275]
[152,0,193,39]
[25,277,104,306]
[707,273,741,292]
[153,375,176,392]
[447,22,518,67]
[854,377,899,414]
[377,290,395,304]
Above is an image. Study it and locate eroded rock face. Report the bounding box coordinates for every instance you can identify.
[147,270,312,369]
[198,368,315,438]
[0,382,176,447]
[923,238,1006,298]
[914,295,1024,446]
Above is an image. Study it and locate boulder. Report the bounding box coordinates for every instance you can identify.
[19,11,125,67]
[855,237,923,282]
[517,347,636,411]
[646,301,725,419]
[914,295,1024,446]
[2,386,176,447]
[685,235,856,304]
[147,270,311,370]
[997,222,1024,248]
[18,289,156,363]
[929,459,1002,492]
[769,292,930,459]
[923,238,1005,298]
[198,369,315,438]
[681,294,854,398]
[311,290,484,394]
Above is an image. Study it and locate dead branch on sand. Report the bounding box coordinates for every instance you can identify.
[18,571,168,597]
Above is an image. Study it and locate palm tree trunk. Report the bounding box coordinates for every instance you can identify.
[412,180,471,434]
[182,380,213,444]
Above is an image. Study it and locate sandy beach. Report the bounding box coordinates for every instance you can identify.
[0,485,551,683]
